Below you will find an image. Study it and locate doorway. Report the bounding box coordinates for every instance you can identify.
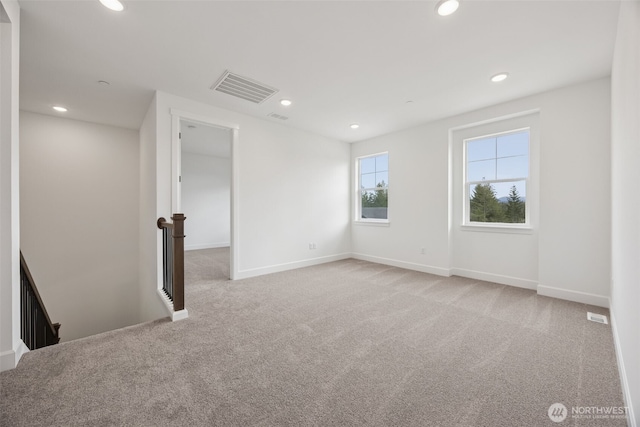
[178,118,233,280]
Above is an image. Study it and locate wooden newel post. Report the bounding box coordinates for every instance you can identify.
[172,213,186,311]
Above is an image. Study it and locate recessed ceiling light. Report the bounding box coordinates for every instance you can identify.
[436,0,459,16]
[350,123,360,129]
[490,72,509,83]
[280,99,292,106]
[52,106,68,112]
[99,0,124,12]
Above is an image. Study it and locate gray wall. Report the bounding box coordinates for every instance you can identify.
[20,111,140,342]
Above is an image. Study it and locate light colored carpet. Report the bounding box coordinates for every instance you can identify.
[0,249,627,426]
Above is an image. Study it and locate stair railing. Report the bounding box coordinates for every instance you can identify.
[157,214,185,312]
[19,252,60,350]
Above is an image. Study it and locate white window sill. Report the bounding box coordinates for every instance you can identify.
[460,224,533,234]
[354,220,390,227]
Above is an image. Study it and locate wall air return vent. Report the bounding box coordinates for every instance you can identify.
[587,312,608,324]
[211,70,278,104]
[268,113,289,120]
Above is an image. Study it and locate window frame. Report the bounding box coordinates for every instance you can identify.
[463,127,531,229]
[355,151,389,224]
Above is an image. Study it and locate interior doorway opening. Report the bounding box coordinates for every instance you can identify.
[178,119,232,280]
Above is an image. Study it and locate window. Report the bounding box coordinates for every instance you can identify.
[465,129,529,225]
[357,153,388,221]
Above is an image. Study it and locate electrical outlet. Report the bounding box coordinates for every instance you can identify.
[420,247,425,255]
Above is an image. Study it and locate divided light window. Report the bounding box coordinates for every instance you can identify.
[465,129,529,225]
[358,153,388,221]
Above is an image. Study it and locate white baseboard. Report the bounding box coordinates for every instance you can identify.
[0,340,29,372]
[234,253,352,280]
[351,253,450,277]
[185,242,230,251]
[171,309,189,321]
[157,289,190,321]
[537,284,609,308]
[610,307,637,427]
[0,349,17,372]
[451,268,538,290]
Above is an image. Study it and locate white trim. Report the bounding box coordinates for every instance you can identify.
[157,288,174,317]
[460,224,533,234]
[0,3,22,373]
[0,350,16,371]
[169,109,239,281]
[536,284,610,308]
[353,220,390,227]
[157,288,189,321]
[171,309,189,322]
[230,128,239,280]
[234,253,352,280]
[449,108,541,132]
[0,340,28,371]
[169,108,239,131]
[352,253,450,277]
[0,349,15,371]
[15,339,28,364]
[185,242,230,251]
[451,267,537,290]
[610,308,637,427]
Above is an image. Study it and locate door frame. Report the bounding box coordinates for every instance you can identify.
[170,108,239,280]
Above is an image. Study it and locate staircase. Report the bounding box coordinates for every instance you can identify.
[19,252,60,350]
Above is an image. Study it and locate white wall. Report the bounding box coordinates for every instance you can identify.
[182,152,230,250]
[138,91,351,320]
[352,78,611,306]
[0,0,22,372]
[139,94,166,322]
[20,111,140,342]
[535,80,612,306]
[611,1,640,425]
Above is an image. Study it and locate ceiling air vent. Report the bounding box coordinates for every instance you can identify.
[587,312,608,324]
[268,113,289,120]
[211,70,278,104]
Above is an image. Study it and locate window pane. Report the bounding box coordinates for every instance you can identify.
[467,159,496,182]
[360,157,375,174]
[497,155,528,179]
[375,171,388,187]
[375,154,389,172]
[497,131,529,158]
[361,189,388,219]
[469,180,526,224]
[467,137,496,162]
[361,172,375,189]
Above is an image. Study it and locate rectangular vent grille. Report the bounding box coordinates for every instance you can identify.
[587,312,608,324]
[268,113,289,120]
[211,71,278,104]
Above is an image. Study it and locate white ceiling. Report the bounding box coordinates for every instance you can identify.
[18,0,621,143]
